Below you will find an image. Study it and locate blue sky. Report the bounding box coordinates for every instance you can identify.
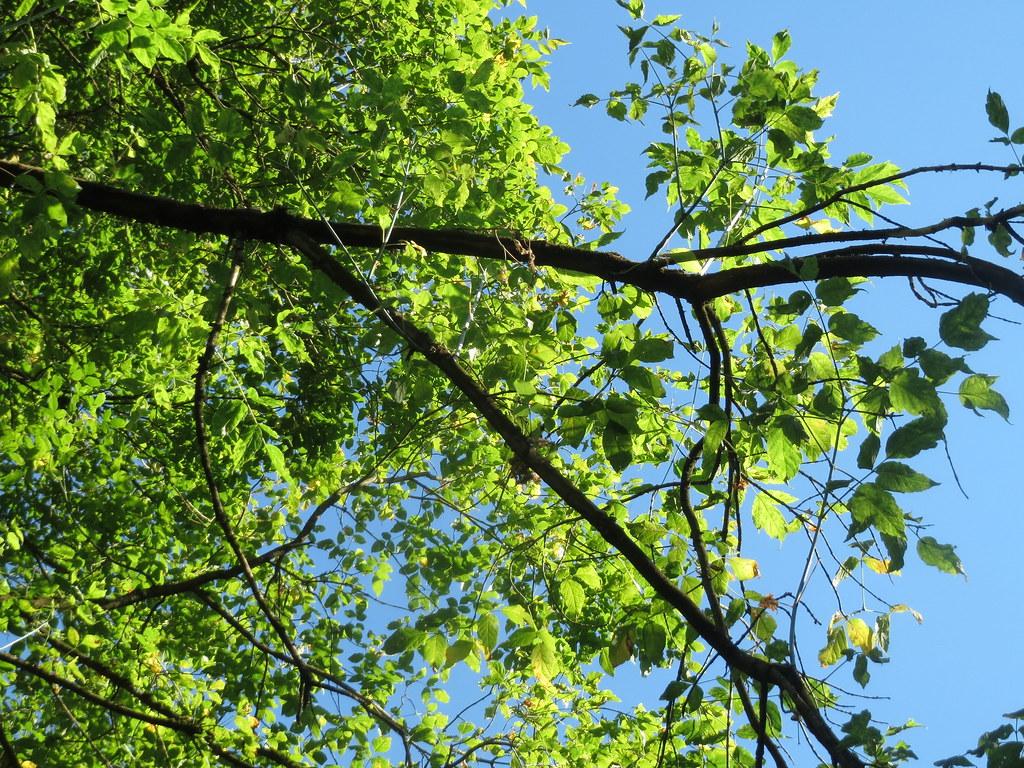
[516,2,1024,762]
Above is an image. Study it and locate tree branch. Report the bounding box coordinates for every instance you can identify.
[9,158,1022,768]
[284,230,865,768]
[4,159,1024,309]
[736,162,1021,244]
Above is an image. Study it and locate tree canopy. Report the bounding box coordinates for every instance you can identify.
[1,2,1022,767]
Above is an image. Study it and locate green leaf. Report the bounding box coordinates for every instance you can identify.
[885,416,944,459]
[847,618,872,652]
[889,369,941,416]
[988,224,1014,257]
[829,312,879,343]
[939,293,996,351]
[752,493,791,541]
[14,0,39,19]
[476,613,499,651]
[787,105,823,131]
[383,627,423,655]
[815,277,857,306]
[130,36,158,69]
[818,624,847,667]
[984,743,1023,768]
[917,536,964,575]
[959,374,1010,419]
[638,622,666,666]
[766,425,801,481]
[874,462,938,493]
[631,335,673,362]
[265,443,289,480]
[848,482,904,538]
[853,654,870,687]
[606,99,627,121]
[501,605,533,628]
[857,433,880,470]
[531,630,559,681]
[621,365,666,397]
[660,680,688,701]
[602,421,633,472]
[512,379,536,396]
[987,90,1010,133]
[558,579,586,617]
[35,101,58,152]
[881,532,907,572]
[919,349,968,384]
[771,29,791,60]
[865,183,908,206]
[574,565,601,590]
[903,336,928,357]
[421,633,447,668]
[445,639,474,667]
[729,556,760,581]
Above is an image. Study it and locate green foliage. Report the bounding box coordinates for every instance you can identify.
[0,3,1018,768]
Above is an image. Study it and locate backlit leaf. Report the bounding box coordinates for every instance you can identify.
[987,90,1010,133]
[917,536,965,576]
[959,375,1010,420]
[940,294,996,351]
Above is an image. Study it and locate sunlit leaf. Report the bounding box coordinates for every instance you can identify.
[917,536,965,576]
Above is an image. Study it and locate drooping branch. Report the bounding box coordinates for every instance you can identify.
[0,649,199,733]
[283,230,865,768]
[191,589,417,764]
[190,239,317,718]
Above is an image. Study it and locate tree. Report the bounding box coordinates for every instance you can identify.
[0,1,1021,766]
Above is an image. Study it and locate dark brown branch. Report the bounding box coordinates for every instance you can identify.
[695,245,1024,305]
[678,449,726,631]
[4,160,1024,310]
[733,673,788,768]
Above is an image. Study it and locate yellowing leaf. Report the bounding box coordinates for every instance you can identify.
[530,630,559,683]
[729,557,760,581]
[846,618,872,652]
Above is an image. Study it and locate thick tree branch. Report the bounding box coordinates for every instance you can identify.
[3,159,1024,309]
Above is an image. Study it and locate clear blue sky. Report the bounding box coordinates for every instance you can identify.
[517,2,1024,762]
